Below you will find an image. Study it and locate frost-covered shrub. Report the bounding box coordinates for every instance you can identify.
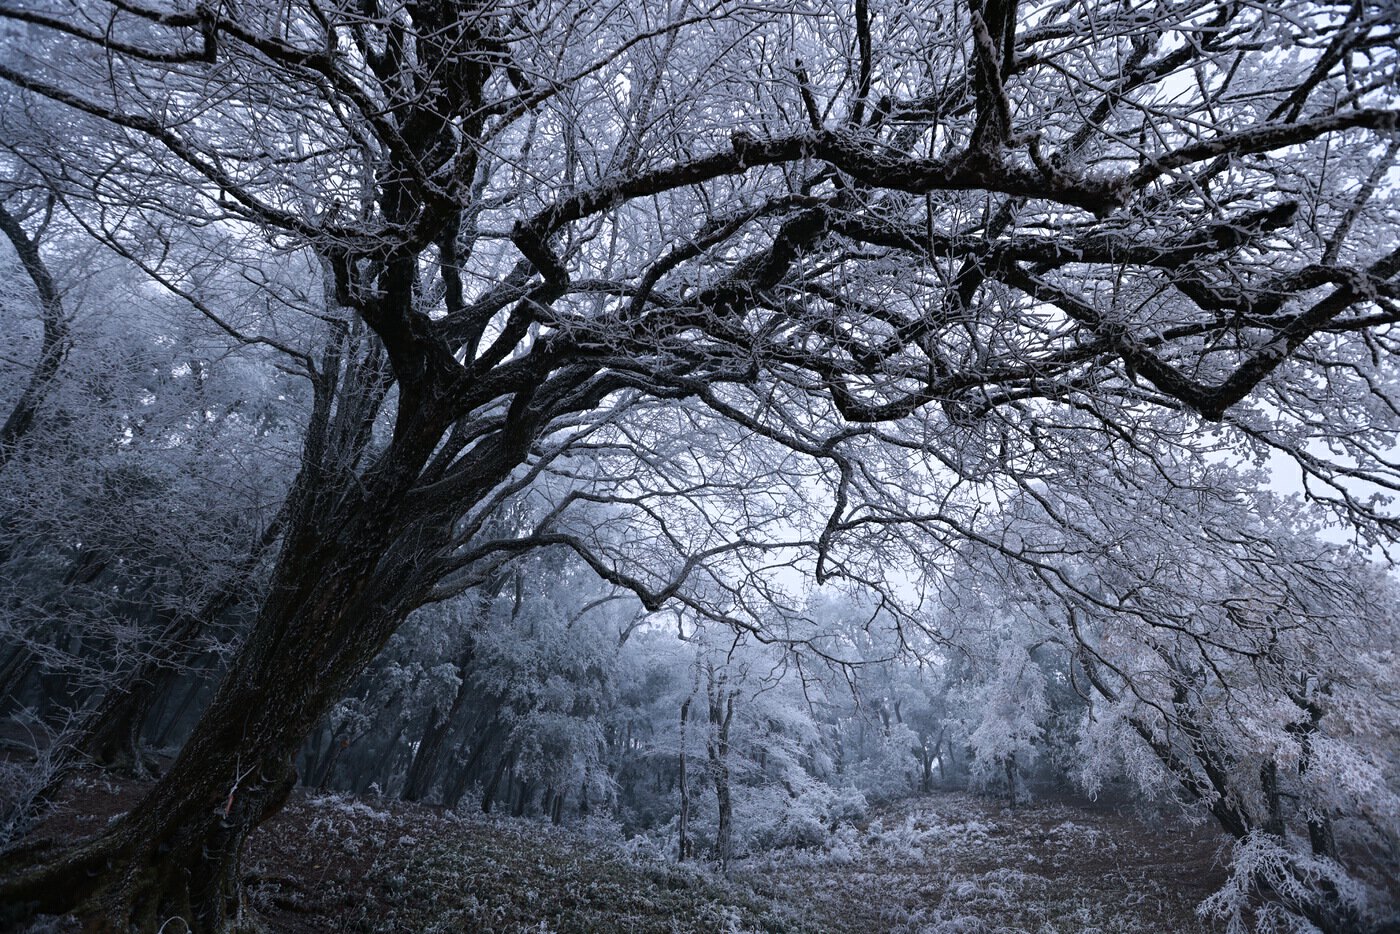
[846,722,922,804]
[940,474,1400,932]
[1199,832,1385,934]
[735,777,868,851]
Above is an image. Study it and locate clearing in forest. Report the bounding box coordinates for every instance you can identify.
[17,774,1227,933]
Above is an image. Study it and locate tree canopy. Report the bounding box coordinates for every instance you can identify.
[0,0,1396,930]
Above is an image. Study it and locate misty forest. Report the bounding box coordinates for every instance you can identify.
[0,0,1397,931]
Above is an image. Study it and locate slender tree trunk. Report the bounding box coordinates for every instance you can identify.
[403,637,478,803]
[1261,759,1286,838]
[145,669,184,746]
[511,778,531,817]
[707,678,735,868]
[300,722,333,789]
[316,733,352,791]
[0,199,69,469]
[677,696,691,862]
[441,717,500,810]
[712,764,733,867]
[363,726,407,795]
[1288,698,1339,861]
[402,706,448,802]
[481,749,515,814]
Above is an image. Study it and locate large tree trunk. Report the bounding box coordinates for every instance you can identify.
[1,602,372,928]
[0,407,464,931]
[0,5,560,924]
[3,599,398,929]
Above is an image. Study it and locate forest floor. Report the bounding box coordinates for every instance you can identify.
[14,771,1229,933]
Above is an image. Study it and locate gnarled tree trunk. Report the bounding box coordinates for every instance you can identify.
[0,403,470,930]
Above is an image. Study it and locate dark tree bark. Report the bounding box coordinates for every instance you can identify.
[480,748,517,815]
[677,695,692,862]
[0,198,68,468]
[313,732,351,792]
[0,1,1394,930]
[441,716,501,810]
[77,686,151,777]
[511,778,532,818]
[706,671,735,867]
[401,705,449,803]
[401,641,476,804]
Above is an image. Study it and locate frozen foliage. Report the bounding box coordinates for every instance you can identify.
[0,0,1397,929]
[733,793,1227,933]
[0,710,66,846]
[958,642,1048,801]
[940,465,1400,931]
[1200,833,1378,934]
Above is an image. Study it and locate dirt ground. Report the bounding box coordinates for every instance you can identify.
[743,791,1229,933]
[8,771,1231,933]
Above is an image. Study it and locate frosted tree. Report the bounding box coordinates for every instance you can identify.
[0,0,1396,929]
[0,187,68,466]
[0,196,304,840]
[957,639,1048,803]
[949,461,1400,933]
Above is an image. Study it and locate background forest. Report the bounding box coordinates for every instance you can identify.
[0,0,1397,932]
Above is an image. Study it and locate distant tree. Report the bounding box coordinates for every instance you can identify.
[656,623,856,861]
[0,0,1397,929]
[457,549,631,817]
[957,639,1048,803]
[948,463,1400,932]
